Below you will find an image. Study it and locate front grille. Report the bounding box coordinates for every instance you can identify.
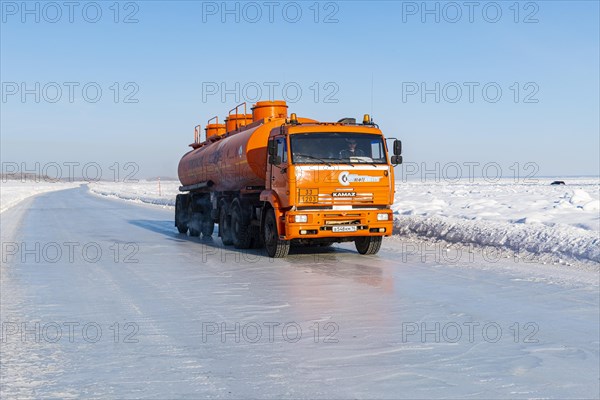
[316,193,374,203]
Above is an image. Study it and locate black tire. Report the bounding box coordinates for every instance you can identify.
[231,201,252,249]
[175,194,189,234]
[355,236,382,255]
[263,208,290,258]
[219,205,233,245]
[249,226,262,248]
[188,213,201,237]
[201,215,214,237]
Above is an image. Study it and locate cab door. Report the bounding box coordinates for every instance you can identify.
[268,136,289,207]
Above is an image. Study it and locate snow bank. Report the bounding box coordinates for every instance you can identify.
[0,180,80,213]
[89,178,599,264]
[393,178,600,264]
[88,180,179,208]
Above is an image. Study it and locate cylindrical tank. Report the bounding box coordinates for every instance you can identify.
[252,100,288,122]
[205,123,226,140]
[178,120,281,191]
[224,114,252,132]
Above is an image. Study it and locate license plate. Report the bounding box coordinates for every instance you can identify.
[332,225,357,233]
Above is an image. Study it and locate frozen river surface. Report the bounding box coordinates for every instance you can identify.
[1,187,598,398]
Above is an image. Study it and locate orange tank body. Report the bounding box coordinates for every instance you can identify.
[178,121,274,191]
[178,100,293,191]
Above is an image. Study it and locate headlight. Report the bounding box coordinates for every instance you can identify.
[377,213,389,221]
[294,215,308,223]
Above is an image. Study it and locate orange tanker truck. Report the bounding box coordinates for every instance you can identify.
[176,100,403,258]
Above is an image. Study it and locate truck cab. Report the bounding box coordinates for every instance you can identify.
[260,115,402,257]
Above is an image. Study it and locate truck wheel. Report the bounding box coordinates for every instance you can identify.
[355,236,382,255]
[175,194,189,234]
[219,206,233,245]
[202,219,214,237]
[231,202,252,249]
[264,209,290,258]
[188,213,201,237]
[249,226,263,248]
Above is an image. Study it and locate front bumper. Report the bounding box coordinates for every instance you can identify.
[283,209,393,240]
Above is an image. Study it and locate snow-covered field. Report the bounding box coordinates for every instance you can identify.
[392,178,599,266]
[0,180,81,213]
[89,178,600,266]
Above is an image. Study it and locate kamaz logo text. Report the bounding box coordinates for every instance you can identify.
[332,192,356,197]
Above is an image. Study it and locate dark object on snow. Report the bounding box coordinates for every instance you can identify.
[550,181,566,185]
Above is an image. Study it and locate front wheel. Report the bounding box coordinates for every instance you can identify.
[263,209,290,258]
[355,236,382,255]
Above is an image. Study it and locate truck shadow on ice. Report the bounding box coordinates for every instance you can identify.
[128,219,356,257]
[128,219,388,288]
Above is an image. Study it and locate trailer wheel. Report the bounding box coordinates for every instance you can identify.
[231,201,252,249]
[188,213,201,237]
[355,236,382,255]
[202,219,214,238]
[264,209,290,258]
[219,205,233,245]
[175,194,189,234]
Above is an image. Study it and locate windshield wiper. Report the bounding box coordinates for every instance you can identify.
[294,153,332,167]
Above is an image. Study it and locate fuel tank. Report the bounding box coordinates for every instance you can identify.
[177,101,289,191]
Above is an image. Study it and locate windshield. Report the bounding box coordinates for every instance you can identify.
[290,133,388,164]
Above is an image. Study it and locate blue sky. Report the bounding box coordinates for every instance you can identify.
[1,1,598,179]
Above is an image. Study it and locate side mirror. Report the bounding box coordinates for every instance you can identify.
[269,155,282,165]
[391,155,403,165]
[268,141,276,156]
[393,140,402,155]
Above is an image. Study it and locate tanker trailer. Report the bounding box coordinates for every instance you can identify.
[176,100,403,258]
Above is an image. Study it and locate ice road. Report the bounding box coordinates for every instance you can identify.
[1,186,598,399]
